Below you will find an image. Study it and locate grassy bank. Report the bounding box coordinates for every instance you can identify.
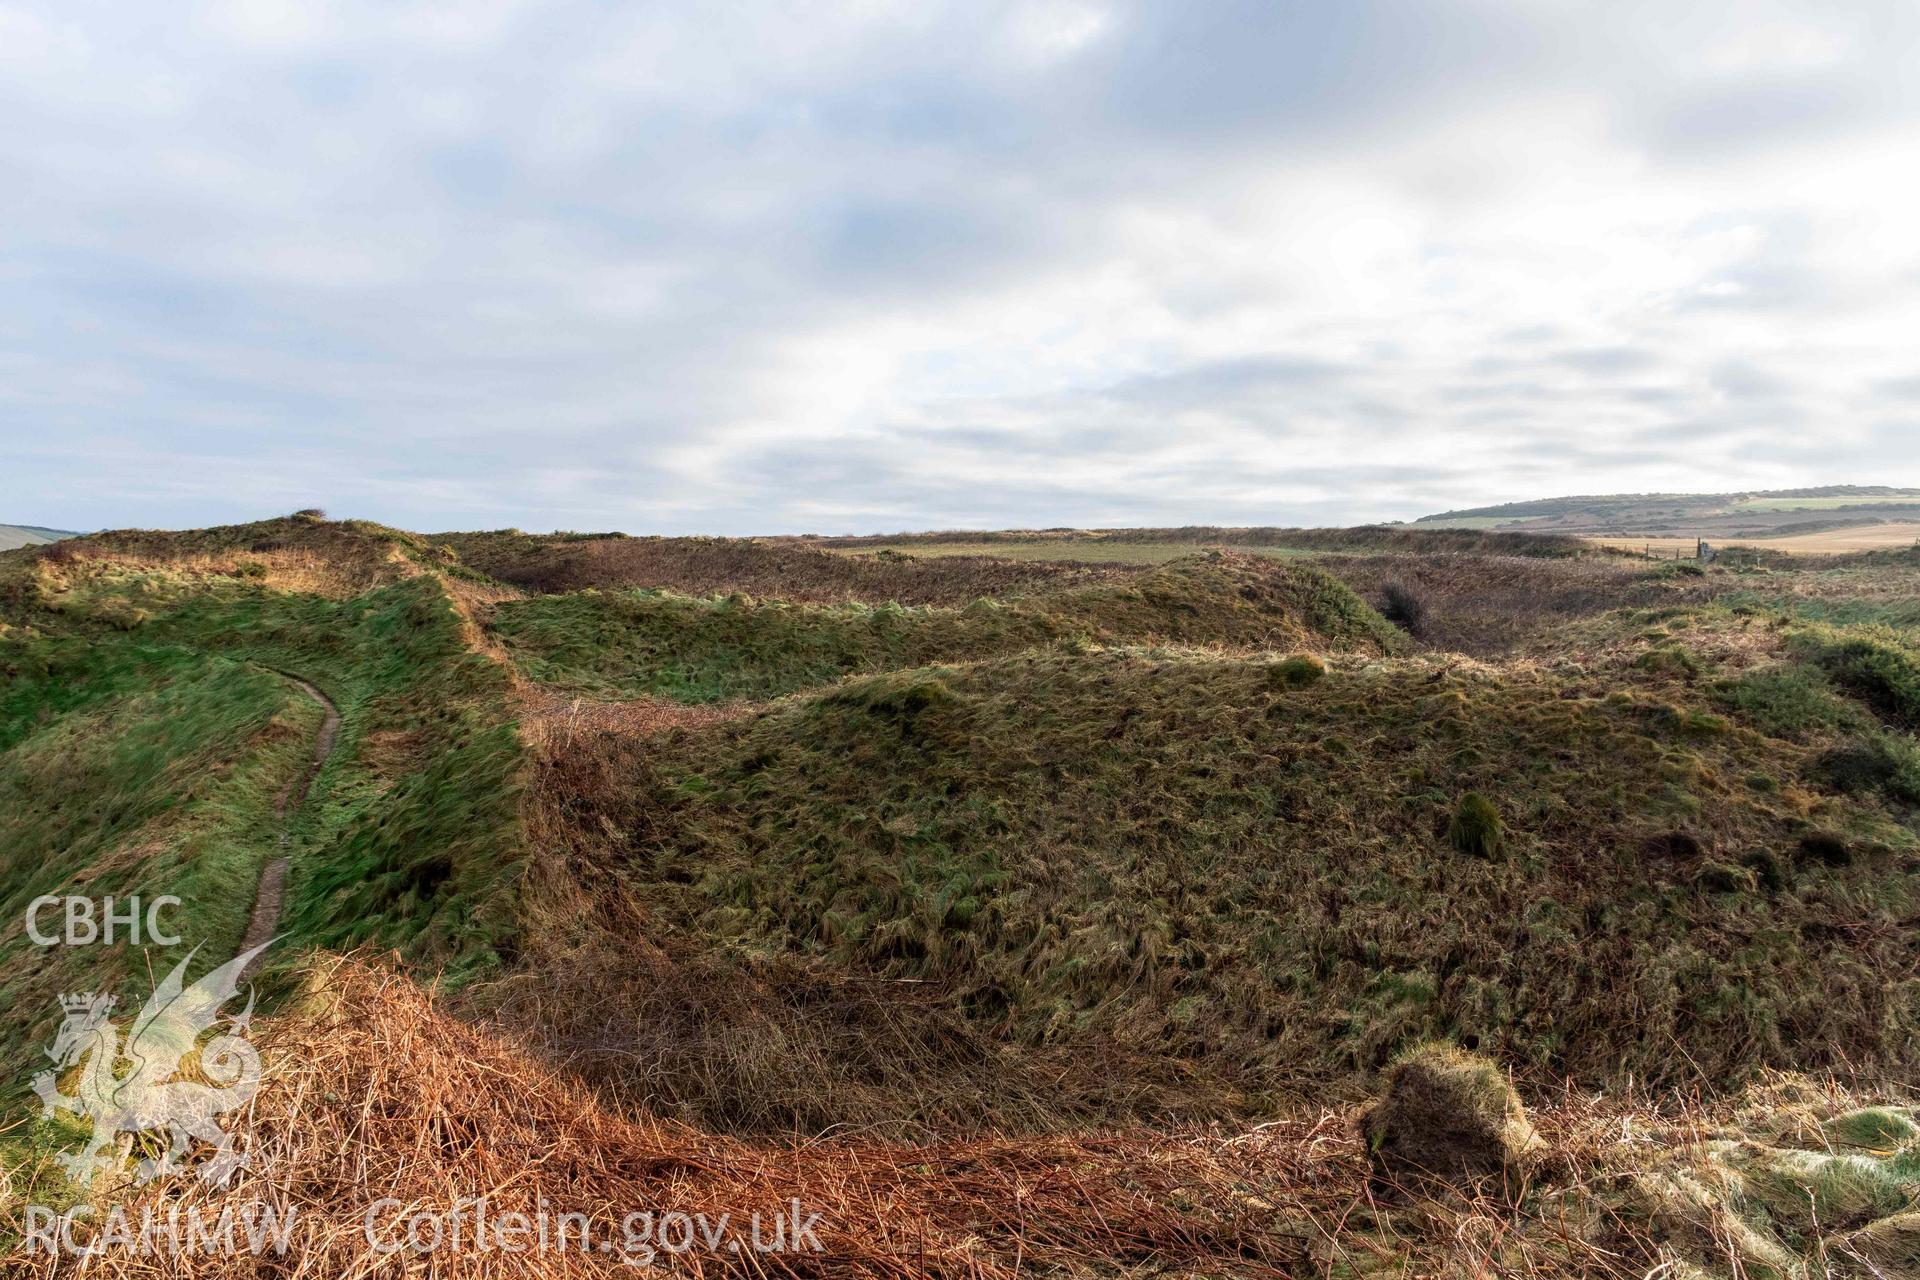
[607,636,1918,1100]
[488,552,1406,702]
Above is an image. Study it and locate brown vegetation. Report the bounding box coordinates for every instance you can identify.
[808,524,1596,558]
[439,531,1136,603]
[25,956,1916,1279]
[1323,552,1668,655]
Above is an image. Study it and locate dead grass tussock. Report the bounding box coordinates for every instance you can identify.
[517,686,749,753]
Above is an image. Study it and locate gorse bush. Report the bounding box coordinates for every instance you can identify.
[1715,664,1864,739]
[1803,626,1920,727]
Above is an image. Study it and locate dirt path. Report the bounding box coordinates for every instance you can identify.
[240,673,341,974]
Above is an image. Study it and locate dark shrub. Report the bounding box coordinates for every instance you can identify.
[1816,735,1920,803]
[1268,654,1327,689]
[1740,849,1789,892]
[1379,582,1428,638]
[1646,831,1705,864]
[1448,792,1504,858]
[1797,830,1853,867]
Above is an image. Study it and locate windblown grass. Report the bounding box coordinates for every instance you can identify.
[8,515,1920,1280]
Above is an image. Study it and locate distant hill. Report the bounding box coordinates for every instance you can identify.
[0,523,78,551]
[1415,485,1920,537]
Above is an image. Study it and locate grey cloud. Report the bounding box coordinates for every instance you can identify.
[1553,347,1661,375]
[1099,355,1352,406]
[1637,77,1876,157]
[1710,361,1793,401]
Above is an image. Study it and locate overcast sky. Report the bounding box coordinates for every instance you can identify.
[5,0,1919,534]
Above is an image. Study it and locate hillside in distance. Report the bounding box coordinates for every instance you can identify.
[1416,484,1920,537]
[0,523,78,551]
[4,513,1920,1276]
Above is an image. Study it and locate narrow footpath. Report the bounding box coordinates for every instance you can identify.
[239,672,341,975]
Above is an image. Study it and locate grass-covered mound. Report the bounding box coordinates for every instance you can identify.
[1551,594,1920,808]
[613,645,1919,1098]
[487,552,1406,702]
[9,511,480,597]
[439,528,1132,602]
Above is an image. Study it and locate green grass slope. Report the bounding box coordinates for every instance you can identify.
[0,526,530,1045]
[0,639,322,1071]
[439,528,1136,602]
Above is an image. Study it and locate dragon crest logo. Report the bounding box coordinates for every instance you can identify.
[32,941,272,1187]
